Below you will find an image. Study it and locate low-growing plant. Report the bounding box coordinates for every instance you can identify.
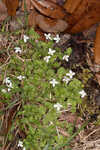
[0,28,87,150]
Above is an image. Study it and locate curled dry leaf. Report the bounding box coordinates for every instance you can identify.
[64,0,82,14]
[2,0,19,16]
[66,0,100,33]
[36,15,68,32]
[28,9,68,33]
[30,0,66,19]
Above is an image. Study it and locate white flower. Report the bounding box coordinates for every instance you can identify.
[50,79,59,87]
[17,75,25,80]
[79,90,86,98]
[4,77,13,88]
[62,76,70,84]
[63,55,69,62]
[44,33,52,40]
[44,56,51,63]
[6,81,12,88]
[1,89,7,93]
[66,70,75,79]
[14,47,22,54]
[18,140,23,147]
[49,121,53,126]
[24,35,29,43]
[4,77,10,83]
[54,103,63,111]
[18,141,26,150]
[48,48,56,56]
[8,88,11,92]
[53,34,60,43]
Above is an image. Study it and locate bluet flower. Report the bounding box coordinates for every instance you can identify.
[44,33,52,40]
[18,140,26,150]
[24,35,29,43]
[14,47,22,54]
[62,76,70,84]
[53,34,60,43]
[44,56,51,63]
[17,75,25,80]
[54,103,63,111]
[66,70,75,79]
[79,90,86,98]
[50,79,59,87]
[18,141,23,147]
[48,48,56,56]
[63,55,69,62]
[4,77,13,88]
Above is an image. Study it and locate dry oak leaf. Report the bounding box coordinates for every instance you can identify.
[65,0,100,31]
[36,15,68,32]
[28,9,68,33]
[64,0,82,14]
[30,0,66,19]
[2,0,19,16]
[68,3,100,34]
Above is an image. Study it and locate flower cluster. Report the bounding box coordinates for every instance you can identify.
[44,33,60,43]
[44,48,56,63]
[2,75,25,93]
[14,35,29,54]
[63,70,75,85]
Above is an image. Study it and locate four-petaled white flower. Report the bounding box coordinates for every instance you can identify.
[18,140,26,150]
[66,70,75,79]
[79,90,86,98]
[54,103,63,111]
[8,88,11,92]
[44,33,52,40]
[17,75,25,80]
[18,140,23,147]
[4,77,13,88]
[24,35,29,43]
[62,76,70,84]
[44,56,51,63]
[48,48,56,56]
[14,47,22,54]
[53,34,60,43]
[50,79,59,87]
[63,55,69,62]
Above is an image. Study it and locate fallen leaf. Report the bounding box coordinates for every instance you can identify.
[2,0,19,16]
[68,1,100,33]
[64,0,82,14]
[36,14,68,32]
[31,0,66,19]
[28,9,68,32]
